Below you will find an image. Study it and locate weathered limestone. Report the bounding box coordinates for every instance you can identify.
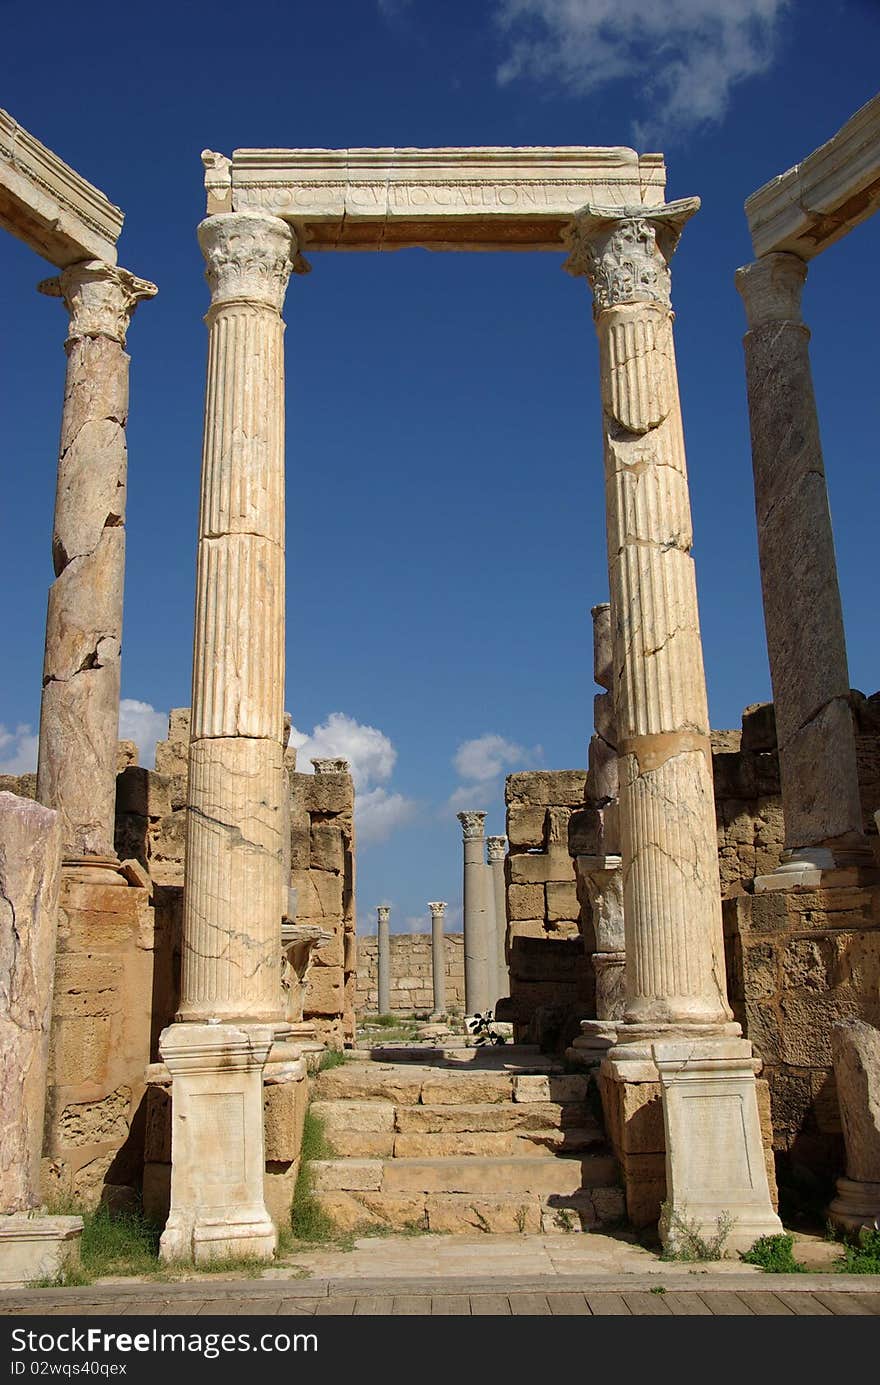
[566,201,734,1044]
[208,145,667,251]
[0,792,82,1286]
[178,211,297,1025]
[458,811,489,1014]
[486,836,509,1003]
[828,1020,880,1234]
[36,261,156,869]
[736,254,865,880]
[158,1024,276,1263]
[429,902,447,1018]
[571,602,625,1064]
[377,906,391,1016]
[655,1039,782,1254]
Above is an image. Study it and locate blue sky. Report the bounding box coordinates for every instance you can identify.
[1,0,878,934]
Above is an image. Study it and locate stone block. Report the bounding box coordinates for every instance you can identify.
[420,1074,514,1105]
[546,880,579,922]
[506,771,587,808]
[311,1100,395,1134]
[425,1194,541,1235]
[57,1086,131,1148]
[508,883,543,920]
[304,965,344,1016]
[297,772,353,815]
[0,1216,82,1288]
[514,1074,589,1104]
[310,823,344,874]
[263,1074,308,1163]
[507,805,545,848]
[741,702,777,753]
[310,1160,383,1192]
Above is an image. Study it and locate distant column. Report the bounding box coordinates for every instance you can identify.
[377,906,391,1015]
[457,811,489,1014]
[37,261,156,872]
[428,901,447,1018]
[486,836,509,1002]
[736,254,865,880]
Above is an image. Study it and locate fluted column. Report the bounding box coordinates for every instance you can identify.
[377,906,391,1015]
[428,901,447,1018]
[177,212,297,1025]
[566,201,734,1042]
[736,255,865,877]
[458,811,489,1014]
[36,261,156,869]
[486,836,509,1002]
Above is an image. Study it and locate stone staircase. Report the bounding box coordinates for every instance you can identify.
[309,1046,625,1234]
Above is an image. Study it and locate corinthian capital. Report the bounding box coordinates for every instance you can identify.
[486,835,507,863]
[564,198,700,315]
[457,810,486,840]
[39,260,157,346]
[198,212,303,313]
[428,901,447,917]
[376,906,390,924]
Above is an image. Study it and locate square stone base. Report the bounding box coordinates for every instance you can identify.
[0,1215,83,1287]
[654,1039,783,1256]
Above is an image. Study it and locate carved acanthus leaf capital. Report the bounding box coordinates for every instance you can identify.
[198,212,300,313]
[735,253,807,330]
[311,757,349,775]
[564,198,700,316]
[457,810,486,840]
[486,835,507,862]
[428,901,447,916]
[376,906,391,923]
[39,260,157,345]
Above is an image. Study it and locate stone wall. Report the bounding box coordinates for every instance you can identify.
[498,770,591,1048]
[355,934,465,1015]
[114,710,357,1049]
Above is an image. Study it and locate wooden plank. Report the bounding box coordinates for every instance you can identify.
[736,1291,794,1316]
[392,1295,433,1315]
[546,1292,591,1315]
[853,1293,880,1315]
[812,1291,875,1316]
[697,1293,754,1315]
[621,1292,672,1316]
[658,1292,712,1315]
[315,1296,357,1315]
[353,1296,394,1316]
[277,1301,319,1315]
[584,1293,631,1316]
[774,1291,832,1316]
[431,1295,471,1315]
[468,1294,512,1316]
[510,1293,550,1315]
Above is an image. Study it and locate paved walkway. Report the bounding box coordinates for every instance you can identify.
[1,1232,876,1316]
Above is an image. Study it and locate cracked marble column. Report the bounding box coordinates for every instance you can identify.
[377,906,391,1015]
[566,201,735,1048]
[428,901,447,1018]
[458,811,489,1015]
[36,261,156,875]
[736,254,865,883]
[486,836,509,1003]
[177,211,299,1027]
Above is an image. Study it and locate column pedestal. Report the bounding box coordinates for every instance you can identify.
[159,1024,276,1264]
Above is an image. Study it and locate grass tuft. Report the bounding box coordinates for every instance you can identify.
[288,1108,339,1245]
[833,1226,880,1275]
[740,1233,807,1274]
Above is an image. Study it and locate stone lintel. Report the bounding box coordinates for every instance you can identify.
[0,109,123,266]
[746,92,880,259]
[218,145,667,251]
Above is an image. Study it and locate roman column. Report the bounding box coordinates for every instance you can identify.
[428,901,447,1018]
[36,261,156,873]
[736,254,865,880]
[565,201,734,1044]
[486,836,509,1002]
[457,811,489,1014]
[176,211,298,1026]
[377,906,391,1014]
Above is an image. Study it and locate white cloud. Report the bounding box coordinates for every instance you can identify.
[454,732,531,784]
[290,711,417,845]
[494,0,790,142]
[119,699,168,771]
[0,723,39,775]
[447,731,542,814]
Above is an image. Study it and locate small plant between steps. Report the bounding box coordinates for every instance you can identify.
[658,1203,735,1262]
[740,1232,807,1274]
[289,1108,339,1244]
[832,1226,880,1274]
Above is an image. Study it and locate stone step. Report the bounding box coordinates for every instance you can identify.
[311,1098,594,1136]
[310,1154,619,1197]
[313,1185,626,1235]
[324,1127,606,1159]
[313,1064,590,1108]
